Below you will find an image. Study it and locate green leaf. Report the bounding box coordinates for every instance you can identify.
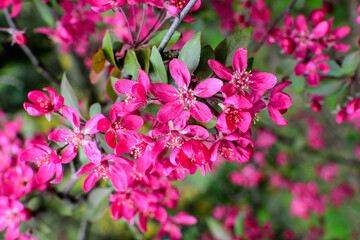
[149,46,167,83]
[193,116,217,129]
[179,32,201,73]
[342,51,360,75]
[124,49,141,80]
[89,103,101,118]
[194,45,215,80]
[136,47,151,73]
[45,195,72,216]
[306,80,343,96]
[214,27,253,66]
[91,49,106,74]
[86,187,112,222]
[234,212,245,237]
[102,30,117,67]
[106,78,117,102]
[61,73,79,112]
[206,218,232,240]
[290,74,305,94]
[141,103,162,116]
[322,60,343,77]
[148,30,181,48]
[33,0,55,27]
[324,208,351,239]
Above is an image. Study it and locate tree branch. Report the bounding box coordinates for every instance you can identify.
[157,0,198,52]
[2,9,59,86]
[251,0,299,58]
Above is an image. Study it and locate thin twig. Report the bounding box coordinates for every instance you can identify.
[251,0,299,58]
[3,9,59,86]
[158,0,198,52]
[136,4,147,43]
[136,9,166,47]
[119,7,135,45]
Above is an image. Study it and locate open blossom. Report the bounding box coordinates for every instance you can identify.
[48,106,103,164]
[229,164,263,188]
[23,88,64,121]
[267,81,292,126]
[87,0,126,12]
[161,0,201,22]
[294,55,330,87]
[156,212,197,240]
[150,59,223,123]
[321,18,350,52]
[0,0,21,17]
[76,154,131,192]
[208,48,277,99]
[19,143,63,184]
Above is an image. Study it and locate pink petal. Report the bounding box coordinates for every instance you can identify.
[50,164,63,184]
[43,87,57,102]
[61,144,78,163]
[105,131,117,149]
[232,48,248,73]
[332,42,351,52]
[97,116,111,132]
[35,164,56,183]
[48,129,73,142]
[28,90,50,104]
[173,212,197,225]
[237,111,252,133]
[53,96,64,111]
[157,101,184,123]
[295,15,309,34]
[150,83,179,102]
[223,94,253,109]
[332,26,350,39]
[208,59,233,80]
[138,213,147,232]
[121,115,144,130]
[307,72,320,87]
[169,59,191,88]
[114,79,136,95]
[85,113,104,134]
[194,78,223,98]
[62,106,80,131]
[76,162,97,177]
[249,71,277,93]
[216,112,236,134]
[270,92,292,109]
[23,103,47,116]
[138,70,150,92]
[83,141,101,164]
[311,21,329,39]
[110,167,128,191]
[83,171,101,192]
[221,83,237,98]
[268,105,288,126]
[294,63,306,76]
[173,111,190,129]
[190,101,213,122]
[271,81,292,94]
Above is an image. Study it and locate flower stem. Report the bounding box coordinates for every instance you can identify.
[2,9,59,86]
[158,0,198,52]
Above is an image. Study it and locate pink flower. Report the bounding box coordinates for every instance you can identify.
[307,118,324,149]
[331,183,355,207]
[229,164,263,188]
[321,18,350,52]
[216,94,253,134]
[150,59,223,123]
[178,139,210,175]
[0,0,21,17]
[162,0,201,22]
[87,0,126,12]
[294,55,330,87]
[208,48,277,98]
[12,30,27,45]
[48,106,102,164]
[156,212,197,240]
[314,162,338,182]
[23,88,64,121]
[267,81,292,126]
[76,154,131,192]
[19,143,63,184]
[112,70,150,117]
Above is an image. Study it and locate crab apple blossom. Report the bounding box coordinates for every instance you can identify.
[267,81,292,126]
[48,106,102,164]
[150,59,223,123]
[23,87,64,121]
[161,0,201,22]
[294,55,330,87]
[208,48,277,99]
[19,143,63,184]
[0,0,21,17]
[155,212,197,240]
[76,154,131,192]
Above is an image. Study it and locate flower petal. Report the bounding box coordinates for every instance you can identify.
[194,78,223,98]
[208,59,233,80]
[157,101,184,123]
[190,101,213,122]
[169,58,191,88]
[150,83,179,102]
[232,48,248,73]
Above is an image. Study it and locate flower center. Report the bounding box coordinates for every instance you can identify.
[130,141,147,159]
[35,154,51,167]
[125,92,137,105]
[219,143,235,160]
[225,107,243,124]
[231,71,253,89]
[178,88,196,106]
[37,99,53,111]
[112,121,123,131]
[166,135,184,149]
[170,0,187,9]
[95,162,111,180]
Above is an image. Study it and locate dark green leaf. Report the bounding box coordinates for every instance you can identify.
[136,47,151,73]
[86,187,112,222]
[179,32,201,73]
[45,195,72,216]
[89,103,101,118]
[193,116,217,129]
[324,208,351,239]
[92,49,106,74]
[322,60,343,77]
[214,27,253,66]
[194,45,215,80]
[149,46,167,83]
[106,77,117,102]
[141,103,162,116]
[290,74,305,94]
[342,51,360,75]
[102,30,117,67]
[33,0,55,27]
[61,73,79,112]
[148,30,181,48]
[124,49,141,80]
